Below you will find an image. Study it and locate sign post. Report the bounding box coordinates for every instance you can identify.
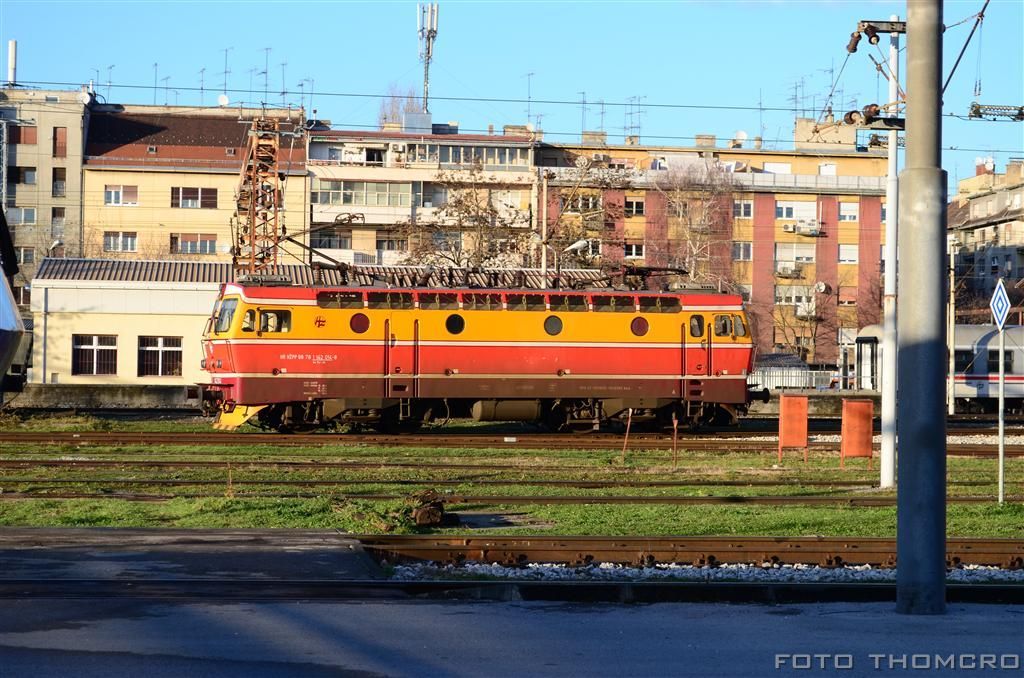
[990,278,1009,504]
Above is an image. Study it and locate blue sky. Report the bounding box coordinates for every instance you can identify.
[2,0,1022,184]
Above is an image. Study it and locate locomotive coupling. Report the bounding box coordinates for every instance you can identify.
[749,387,771,404]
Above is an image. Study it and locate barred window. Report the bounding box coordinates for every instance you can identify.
[72,335,117,375]
[138,336,183,377]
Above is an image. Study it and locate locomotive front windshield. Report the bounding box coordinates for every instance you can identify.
[213,298,239,334]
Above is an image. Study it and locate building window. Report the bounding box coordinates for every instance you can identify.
[9,125,37,145]
[170,233,217,255]
[774,285,814,306]
[733,200,753,219]
[10,167,36,184]
[104,231,137,252]
[11,285,30,306]
[171,187,217,209]
[624,198,645,217]
[587,239,602,257]
[52,126,67,158]
[376,238,408,251]
[880,205,887,223]
[310,227,352,250]
[732,241,753,261]
[775,200,816,221]
[775,242,816,263]
[51,207,65,236]
[52,167,66,197]
[104,185,138,206]
[6,207,35,225]
[72,334,117,375]
[311,180,412,208]
[763,162,792,174]
[839,202,859,222]
[839,244,859,264]
[138,336,183,377]
[624,243,645,259]
[14,247,34,265]
[564,195,602,213]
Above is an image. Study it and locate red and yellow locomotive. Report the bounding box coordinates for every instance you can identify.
[200,276,763,431]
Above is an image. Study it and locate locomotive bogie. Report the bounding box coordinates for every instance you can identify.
[200,283,757,431]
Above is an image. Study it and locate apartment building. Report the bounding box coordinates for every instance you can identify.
[948,159,1024,299]
[81,105,307,263]
[536,119,889,364]
[306,115,536,266]
[1,85,92,312]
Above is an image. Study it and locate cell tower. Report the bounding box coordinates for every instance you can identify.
[418,3,439,112]
[233,118,282,276]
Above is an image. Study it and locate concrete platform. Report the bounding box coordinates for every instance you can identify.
[0,529,384,581]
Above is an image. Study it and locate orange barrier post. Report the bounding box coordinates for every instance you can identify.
[778,395,809,463]
[840,398,874,469]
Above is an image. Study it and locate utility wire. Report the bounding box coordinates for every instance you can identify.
[943,0,990,95]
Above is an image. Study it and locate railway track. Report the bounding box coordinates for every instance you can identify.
[0,430,1022,456]
[0,489,1018,505]
[357,535,1024,569]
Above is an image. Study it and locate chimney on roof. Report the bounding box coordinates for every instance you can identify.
[695,134,716,148]
[503,124,529,136]
[975,157,995,176]
[753,136,763,150]
[581,130,607,145]
[488,124,494,135]
[624,135,639,146]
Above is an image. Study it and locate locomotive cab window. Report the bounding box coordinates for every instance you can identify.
[259,310,291,333]
[689,315,705,338]
[714,315,733,337]
[241,310,256,332]
[732,315,748,337]
[214,298,238,333]
[954,350,974,372]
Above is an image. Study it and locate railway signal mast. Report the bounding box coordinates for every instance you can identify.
[233,118,283,277]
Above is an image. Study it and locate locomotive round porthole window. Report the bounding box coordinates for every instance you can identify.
[630,317,650,337]
[446,313,465,335]
[544,315,563,336]
[350,313,370,334]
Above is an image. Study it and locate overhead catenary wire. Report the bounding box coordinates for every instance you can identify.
[943,0,991,95]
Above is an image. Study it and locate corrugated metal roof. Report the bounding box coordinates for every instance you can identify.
[33,258,611,290]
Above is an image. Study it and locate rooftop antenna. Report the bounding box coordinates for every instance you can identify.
[418,3,439,112]
[247,67,258,105]
[198,67,206,105]
[160,76,170,105]
[578,91,587,133]
[279,62,287,106]
[106,65,115,101]
[152,63,158,105]
[262,47,271,102]
[525,72,534,121]
[221,47,233,96]
[597,99,606,132]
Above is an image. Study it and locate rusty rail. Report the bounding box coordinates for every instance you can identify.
[357,535,1024,569]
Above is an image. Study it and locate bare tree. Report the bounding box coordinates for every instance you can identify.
[648,160,735,287]
[378,84,422,129]
[395,162,534,268]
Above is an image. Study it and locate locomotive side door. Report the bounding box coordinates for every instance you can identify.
[379,292,418,398]
[685,313,710,377]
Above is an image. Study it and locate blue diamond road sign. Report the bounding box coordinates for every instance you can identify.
[991,278,1011,330]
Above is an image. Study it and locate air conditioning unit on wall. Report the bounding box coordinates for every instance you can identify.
[782,223,797,233]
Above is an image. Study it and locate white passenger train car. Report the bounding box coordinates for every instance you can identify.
[856,323,1024,412]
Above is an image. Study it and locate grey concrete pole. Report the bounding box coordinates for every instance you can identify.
[896,0,947,615]
[880,15,900,489]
